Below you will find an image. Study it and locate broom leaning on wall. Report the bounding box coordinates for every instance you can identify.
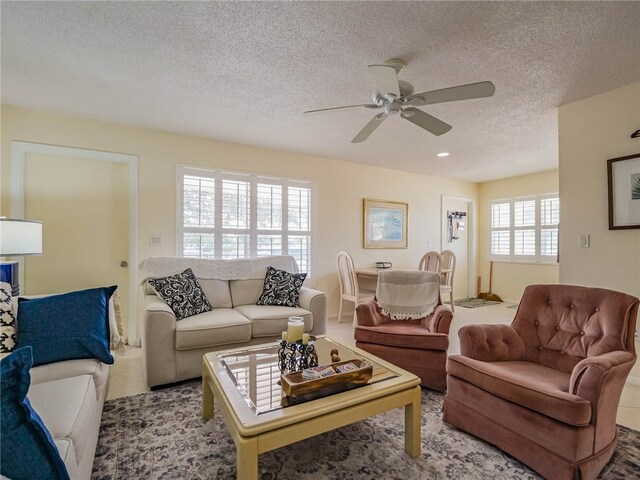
[477,261,503,302]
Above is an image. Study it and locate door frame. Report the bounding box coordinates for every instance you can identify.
[441,195,477,298]
[10,141,139,344]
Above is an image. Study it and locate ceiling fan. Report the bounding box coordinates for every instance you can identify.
[304,58,495,143]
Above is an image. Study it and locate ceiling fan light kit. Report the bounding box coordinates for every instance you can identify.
[304,58,495,144]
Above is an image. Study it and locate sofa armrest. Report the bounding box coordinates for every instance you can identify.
[142,295,178,387]
[422,305,453,334]
[458,324,525,362]
[299,287,327,336]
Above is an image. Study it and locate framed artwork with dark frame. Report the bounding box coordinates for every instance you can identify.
[607,153,640,230]
[363,198,408,248]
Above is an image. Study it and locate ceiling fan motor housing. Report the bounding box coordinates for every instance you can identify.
[385,100,402,115]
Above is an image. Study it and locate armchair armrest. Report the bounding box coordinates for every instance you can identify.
[422,305,453,334]
[299,287,327,336]
[356,300,386,326]
[458,324,525,362]
[570,350,636,399]
[569,350,636,450]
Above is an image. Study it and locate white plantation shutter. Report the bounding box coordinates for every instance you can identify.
[490,195,559,262]
[177,167,313,277]
[222,353,282,412]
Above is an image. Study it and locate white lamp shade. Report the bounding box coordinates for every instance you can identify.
[0,219,43,256]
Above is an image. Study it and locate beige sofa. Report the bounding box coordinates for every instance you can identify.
[8,294,115,480]
[28,358,109,479]
[140,256,327,388]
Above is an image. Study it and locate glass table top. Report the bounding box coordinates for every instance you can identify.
[218,337,398,415]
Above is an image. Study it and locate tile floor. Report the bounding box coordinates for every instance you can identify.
[109,302,640,430]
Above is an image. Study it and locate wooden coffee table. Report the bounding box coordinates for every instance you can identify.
[202,336,421,479]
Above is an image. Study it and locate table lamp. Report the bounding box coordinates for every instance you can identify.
[0,218,43,295]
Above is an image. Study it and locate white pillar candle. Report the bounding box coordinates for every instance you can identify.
[287,317,305,343]
[302,333,309,345]
[281,331,288,342]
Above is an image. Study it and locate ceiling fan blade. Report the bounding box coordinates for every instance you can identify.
[367,64,401,97]
[304,103,381,115]
[406,81,495,106]
[351,113,387,143]
[401,107,452,136]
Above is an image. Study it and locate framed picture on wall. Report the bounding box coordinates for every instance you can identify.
[363,198,408,248]
[607,153,640,230]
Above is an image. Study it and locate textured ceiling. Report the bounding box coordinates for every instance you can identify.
[2,1,639,182]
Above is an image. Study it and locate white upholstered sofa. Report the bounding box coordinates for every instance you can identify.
[140,256,327,388]
[8,295,117,480]
[28,358,109,479]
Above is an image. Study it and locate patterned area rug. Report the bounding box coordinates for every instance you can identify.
[92,381,639,479]
[453,297,502,308]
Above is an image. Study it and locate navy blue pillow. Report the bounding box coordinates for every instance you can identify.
[17,286,116,366]
[0,346,70,480]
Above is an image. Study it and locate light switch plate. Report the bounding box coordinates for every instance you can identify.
[579,234,590,248]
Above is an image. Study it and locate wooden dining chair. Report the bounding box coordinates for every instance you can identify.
[419,251,442,273]
[440,250,456,311]
[336,251,375,326]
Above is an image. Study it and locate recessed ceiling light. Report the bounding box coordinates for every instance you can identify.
[437,152,450,158]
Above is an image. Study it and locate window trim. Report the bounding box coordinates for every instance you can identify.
[489,193,559,264]
[176,165,315,280]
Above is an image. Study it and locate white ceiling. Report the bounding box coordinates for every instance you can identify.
[2,1,639,182]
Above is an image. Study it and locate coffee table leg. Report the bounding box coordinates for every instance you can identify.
[236,436,258,480]
[404,385,421,457]
[202,370,214,420]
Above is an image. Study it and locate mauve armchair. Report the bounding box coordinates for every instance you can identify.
[443,284,639,480]
[354,282,453,392]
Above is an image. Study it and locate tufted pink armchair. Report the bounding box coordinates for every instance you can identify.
[443,284,639,480]
[355,292,453,391]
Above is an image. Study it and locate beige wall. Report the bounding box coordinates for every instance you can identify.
[558,82,640,299]
[1,105,479,335]
[478,170,560,301]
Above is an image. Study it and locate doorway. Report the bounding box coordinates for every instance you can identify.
[10,142,139,344]
[441,195,477,300]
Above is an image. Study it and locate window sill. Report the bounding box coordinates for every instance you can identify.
[490,259,559,266]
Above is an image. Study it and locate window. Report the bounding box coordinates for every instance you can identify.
[490,194,559,262]
[178,166,313,276]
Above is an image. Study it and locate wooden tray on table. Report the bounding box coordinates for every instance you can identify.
[280,359,373,402]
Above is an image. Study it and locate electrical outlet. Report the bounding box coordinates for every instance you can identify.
[427,240,432,247]
[150,235,163,247]
[579,234,590,248]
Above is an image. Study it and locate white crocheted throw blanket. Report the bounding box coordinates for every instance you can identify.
[138,255,299,284]
[376,270,440,320]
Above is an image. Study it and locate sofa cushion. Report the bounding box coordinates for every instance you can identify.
[17,286,116,367]
[199,279,233,308]
[148,268,212,320]
[175,308,251,350]
[28,373,99,465]
[54,439,78,480]
[355,323,448,351]
[447,355,592,426]
[0,347,70,480]
[233,305,312,337]
[256,266,307,307]
[230,279,265,307]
